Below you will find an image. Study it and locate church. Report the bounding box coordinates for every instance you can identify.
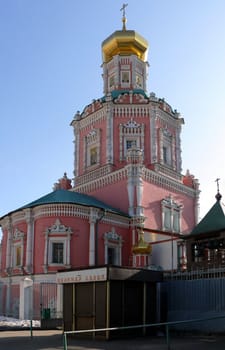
[0,8,199,321]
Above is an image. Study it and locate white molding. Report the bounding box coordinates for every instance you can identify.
[75,166,197,198]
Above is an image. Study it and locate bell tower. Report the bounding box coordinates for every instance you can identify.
[71,5,199,271]
[101,6,149,94]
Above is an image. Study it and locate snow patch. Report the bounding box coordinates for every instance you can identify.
[0,315,40,328]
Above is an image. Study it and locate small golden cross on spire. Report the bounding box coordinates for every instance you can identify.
[215,178,220,193]
[120,3,128,17]
[120,3,128,30]
[215,178,222,201]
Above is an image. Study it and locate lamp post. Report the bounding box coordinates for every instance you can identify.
[24,277,33,338]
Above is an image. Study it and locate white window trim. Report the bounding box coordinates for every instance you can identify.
[135,73,143,88]
[48,237,67,266]
[161,196,182,233]
[160,129,176,169]
[109,74,115,90]
[121,71,130,86]
[85,129,101,169]
[13,242,23,267]
[124,137,140,157]
[44,219,72,271]
[119,120,144,161]
[12,229,24,268]
[104,229,123,266]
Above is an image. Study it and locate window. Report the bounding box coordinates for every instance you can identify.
[126,139,137,150]
[121,71,130,84]
[85,129,100,169]
[90,147,97,165]
[160,129,174,167]
[119,120,144,161]
[107,247,116,265]
[48,239,66,265]
[161,195,182,233]
[173,210,180,232]
[12,229,24,268]
[52,242,64,264]
[104,228,123,266]
[164,208,171,230]
[136,74,143,88]
[15,245,22,266]
[163,145,172,166]
[163,146,167,163]
[109,75,115,88]
[44,219,72,271]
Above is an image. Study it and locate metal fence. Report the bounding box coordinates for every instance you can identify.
[163,267,225,332]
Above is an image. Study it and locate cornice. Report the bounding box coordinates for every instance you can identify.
[11,212,26,225]
[74,106,107,131]
[32,204,90,219]
[113,105,151,118]
[71,99,182,133]
[75,164,113,186]
[74,167,127,193]
[143,168,198,197]
[154,108,182,130]
[0,202,130,228]
[74,166,198,198]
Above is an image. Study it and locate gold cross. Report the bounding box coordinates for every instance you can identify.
[120,3,128,18]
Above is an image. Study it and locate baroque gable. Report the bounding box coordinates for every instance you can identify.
[114,92,148,104]
[45,219,72,235]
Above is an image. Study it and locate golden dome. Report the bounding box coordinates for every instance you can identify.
[132,230,152,255]
[102,29,148,63]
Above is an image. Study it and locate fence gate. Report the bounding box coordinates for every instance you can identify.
[40,282,57,320]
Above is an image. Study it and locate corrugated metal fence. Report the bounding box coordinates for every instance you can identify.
[163,269,225,332]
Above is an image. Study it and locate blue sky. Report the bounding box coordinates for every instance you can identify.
[0,0,225,221]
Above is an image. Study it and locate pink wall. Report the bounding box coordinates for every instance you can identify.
[142,180,196,234]
[90,178,129,214]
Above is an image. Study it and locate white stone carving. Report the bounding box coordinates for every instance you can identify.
[123,119,140,128]
[46,219,72,234]
[13,228,25,240]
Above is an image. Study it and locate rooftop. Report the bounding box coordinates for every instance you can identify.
[1,189,129,219]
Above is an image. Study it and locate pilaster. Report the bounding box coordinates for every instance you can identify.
[5,217,12,273]
[24,208,34,274]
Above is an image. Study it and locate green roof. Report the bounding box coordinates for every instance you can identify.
[110,89,148,100]
[3,189,129,218]
[190,200,225,236]
[97,89,148,104]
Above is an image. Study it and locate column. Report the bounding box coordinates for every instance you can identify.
[5,217,12,271]
[89,209,96,266]
[56,284,63,318]
[136,165,144,216]
[66,233,71,266]
[6,277,12,316]
[127,165,134,216]
[25,208,34,274]
[106,104,113,164]
[43,231,49,273]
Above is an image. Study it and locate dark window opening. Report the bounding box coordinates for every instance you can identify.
[52,242,64,264]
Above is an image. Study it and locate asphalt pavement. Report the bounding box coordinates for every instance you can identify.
[1,329,225,350]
